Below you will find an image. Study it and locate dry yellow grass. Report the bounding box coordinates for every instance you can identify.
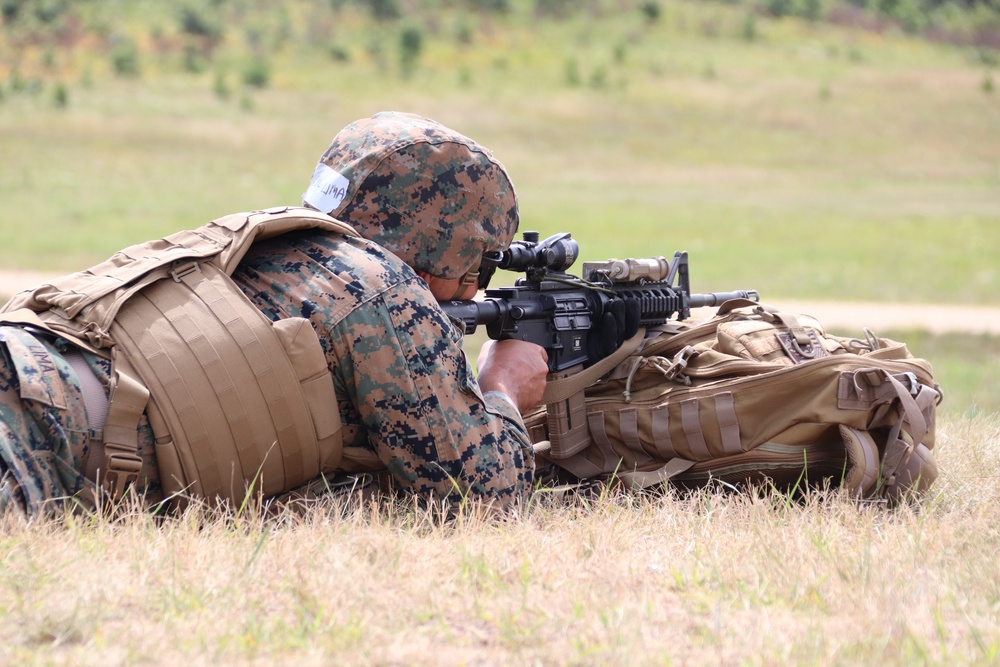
[1,413,997,666]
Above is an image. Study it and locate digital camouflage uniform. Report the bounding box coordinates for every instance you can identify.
[0,111,531,517]
[231,232,532,506]
[0,326,162,516]
[0,327,92,517]
[0,326,153,517]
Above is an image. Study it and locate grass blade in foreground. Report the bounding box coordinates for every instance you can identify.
[0,413,996,666]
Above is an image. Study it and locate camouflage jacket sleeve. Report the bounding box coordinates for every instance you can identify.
[231,232,534,509]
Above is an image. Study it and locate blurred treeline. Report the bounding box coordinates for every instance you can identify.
[2,0,998,99]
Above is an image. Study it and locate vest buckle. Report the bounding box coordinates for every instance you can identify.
[170,260,201,283]
[102,444,143,500]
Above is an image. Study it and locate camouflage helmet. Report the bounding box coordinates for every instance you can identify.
[303,111,519,281]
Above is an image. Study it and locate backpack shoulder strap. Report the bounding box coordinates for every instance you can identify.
[541,328,646,404]
[0,207,357,324]
[207,206,359,274]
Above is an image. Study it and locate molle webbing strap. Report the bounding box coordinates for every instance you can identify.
[540,329,647,465]
[680,398,711,459]
[550,450,605,480]
[650,405,677,459]
[97,353,149,498]
[618,408,654,467]
[714,392,743,456]
[587,412,620,473]
[714,298,767,316]
[879,371,929,490]
[338,446,384,473]
[110,262,340,505]
[619,408,644,454]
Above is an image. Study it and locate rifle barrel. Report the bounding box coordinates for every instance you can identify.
[687,290,760,309]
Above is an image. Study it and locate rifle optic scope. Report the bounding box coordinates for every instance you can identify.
[492,231,580,274]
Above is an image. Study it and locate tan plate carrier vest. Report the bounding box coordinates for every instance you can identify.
[0,206,358,507]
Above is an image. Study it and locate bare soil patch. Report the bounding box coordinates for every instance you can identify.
[774,299,1000,336]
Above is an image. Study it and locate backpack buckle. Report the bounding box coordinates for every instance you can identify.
[171,260,201,283]
[102,444,143,499]
[103,455,143,500]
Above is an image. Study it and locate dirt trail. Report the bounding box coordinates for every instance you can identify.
[0,270,68,299]
[2,269,999,335]
[770,300,1000,336]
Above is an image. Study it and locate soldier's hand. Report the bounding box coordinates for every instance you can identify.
[476,339,549,414]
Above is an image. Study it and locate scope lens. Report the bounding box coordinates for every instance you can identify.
[545,237,579,272]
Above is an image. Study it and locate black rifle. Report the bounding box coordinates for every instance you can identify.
[441,231,760,373]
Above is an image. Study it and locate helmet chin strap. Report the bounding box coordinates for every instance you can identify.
[449,269,480,300]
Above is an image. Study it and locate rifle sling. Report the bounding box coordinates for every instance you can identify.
[541,328,646,405]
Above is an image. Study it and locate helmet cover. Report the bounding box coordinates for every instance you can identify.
[303,111,519,280]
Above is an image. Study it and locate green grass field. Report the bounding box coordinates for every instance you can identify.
[3,2,998,416]
[2,1,998,300]
[2,2,999,414]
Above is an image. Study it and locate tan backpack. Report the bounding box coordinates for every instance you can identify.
[1,206,357,507]
[525,300,941,502]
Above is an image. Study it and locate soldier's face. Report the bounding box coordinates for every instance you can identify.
[416,272,479,302]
